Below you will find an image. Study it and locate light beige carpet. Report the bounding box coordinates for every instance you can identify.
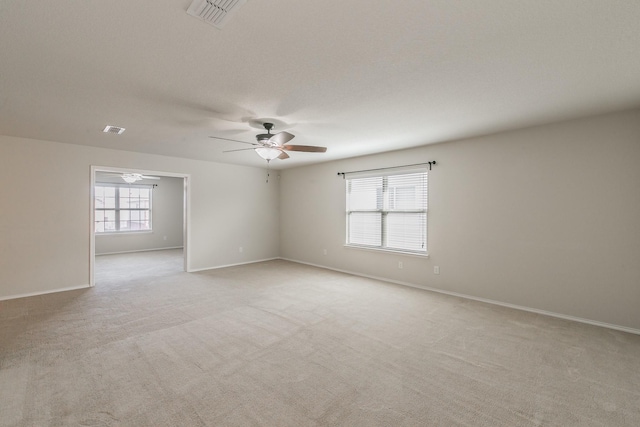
[1,249,639,426]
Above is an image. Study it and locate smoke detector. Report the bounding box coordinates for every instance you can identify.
[187,0,247,29]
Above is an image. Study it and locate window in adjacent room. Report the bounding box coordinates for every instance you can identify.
[345,170,427,255]
[95,184,152,233]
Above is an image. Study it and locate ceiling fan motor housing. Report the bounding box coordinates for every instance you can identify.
[256,122,276,145]
[256,134,275,145]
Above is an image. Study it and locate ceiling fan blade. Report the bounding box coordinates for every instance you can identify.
[223,147,257,153]
[282,144,327,153]
[269,131,295,145]
[278,151,290,160]
[209,136,258,146]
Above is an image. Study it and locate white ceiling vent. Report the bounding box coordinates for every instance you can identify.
[187,0,247,29]
[103,125,125,135]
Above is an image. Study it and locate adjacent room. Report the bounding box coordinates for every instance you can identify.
[93,170,187,285]
[1,1,639,426]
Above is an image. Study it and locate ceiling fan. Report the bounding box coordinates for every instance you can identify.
[209,122,327,162]
[100,172,161,183]
[121,173,161,183]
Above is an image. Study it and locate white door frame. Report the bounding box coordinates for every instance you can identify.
[89,165,191,287]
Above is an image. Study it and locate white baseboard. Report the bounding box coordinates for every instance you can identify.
[188,257,280,273]
[0,284,92,302]
[280,258,640,336]
[96,246,184,256]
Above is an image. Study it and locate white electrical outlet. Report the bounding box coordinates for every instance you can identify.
[239,247,243,253]
[434,266,440,275]
[398,261,403,269]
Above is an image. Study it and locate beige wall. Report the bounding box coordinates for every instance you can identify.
[280,110,640,331]
[2,110,639,331]
[0,135,280,299]
[95,174,184,255]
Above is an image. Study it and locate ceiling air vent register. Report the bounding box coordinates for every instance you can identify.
[103,125,125,135]
[187,0,247,29]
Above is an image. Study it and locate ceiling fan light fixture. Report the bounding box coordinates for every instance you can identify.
[122,173,142,183]
[255,147,281,161]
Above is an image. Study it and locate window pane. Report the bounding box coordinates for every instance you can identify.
[387,173,427,211]
[95,222,105,233]
[120,210,130,230]
[95,196,105,209]
[388,186,416,210]
[95,211,104,222]
[105,197,116,209]
[348,177,382,210]
[104,187,115,197]
[348,212,381,246]
[386,213,426,251]
[130,221,149,231]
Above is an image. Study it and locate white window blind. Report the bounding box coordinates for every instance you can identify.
[346,170,427,254]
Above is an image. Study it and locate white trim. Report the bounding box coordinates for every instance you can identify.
[280,257,640,336]
[94,182,155,188]
[183,175,191,273]
[95,246,184,256]
[95,231,154,236]
[344,244,429,258]
[189,257,280,273]
[90,166,96,287]
[0,284,92,302]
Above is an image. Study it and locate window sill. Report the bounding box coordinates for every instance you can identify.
[96,231,153,236]
[344,244,429,258]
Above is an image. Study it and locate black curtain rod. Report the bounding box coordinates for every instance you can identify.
[337,161,436,178]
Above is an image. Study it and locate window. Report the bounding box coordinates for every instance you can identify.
[346,170,427,254]
[95,184,152,233]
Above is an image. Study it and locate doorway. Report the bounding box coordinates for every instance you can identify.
[89,166,190,287]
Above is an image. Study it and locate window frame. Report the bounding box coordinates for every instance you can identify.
[345,169,428,256]
[94,183,153,234]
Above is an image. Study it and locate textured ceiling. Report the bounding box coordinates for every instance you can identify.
[1,1,639,169]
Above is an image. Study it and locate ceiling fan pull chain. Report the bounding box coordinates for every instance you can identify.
[266,160,271,183]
